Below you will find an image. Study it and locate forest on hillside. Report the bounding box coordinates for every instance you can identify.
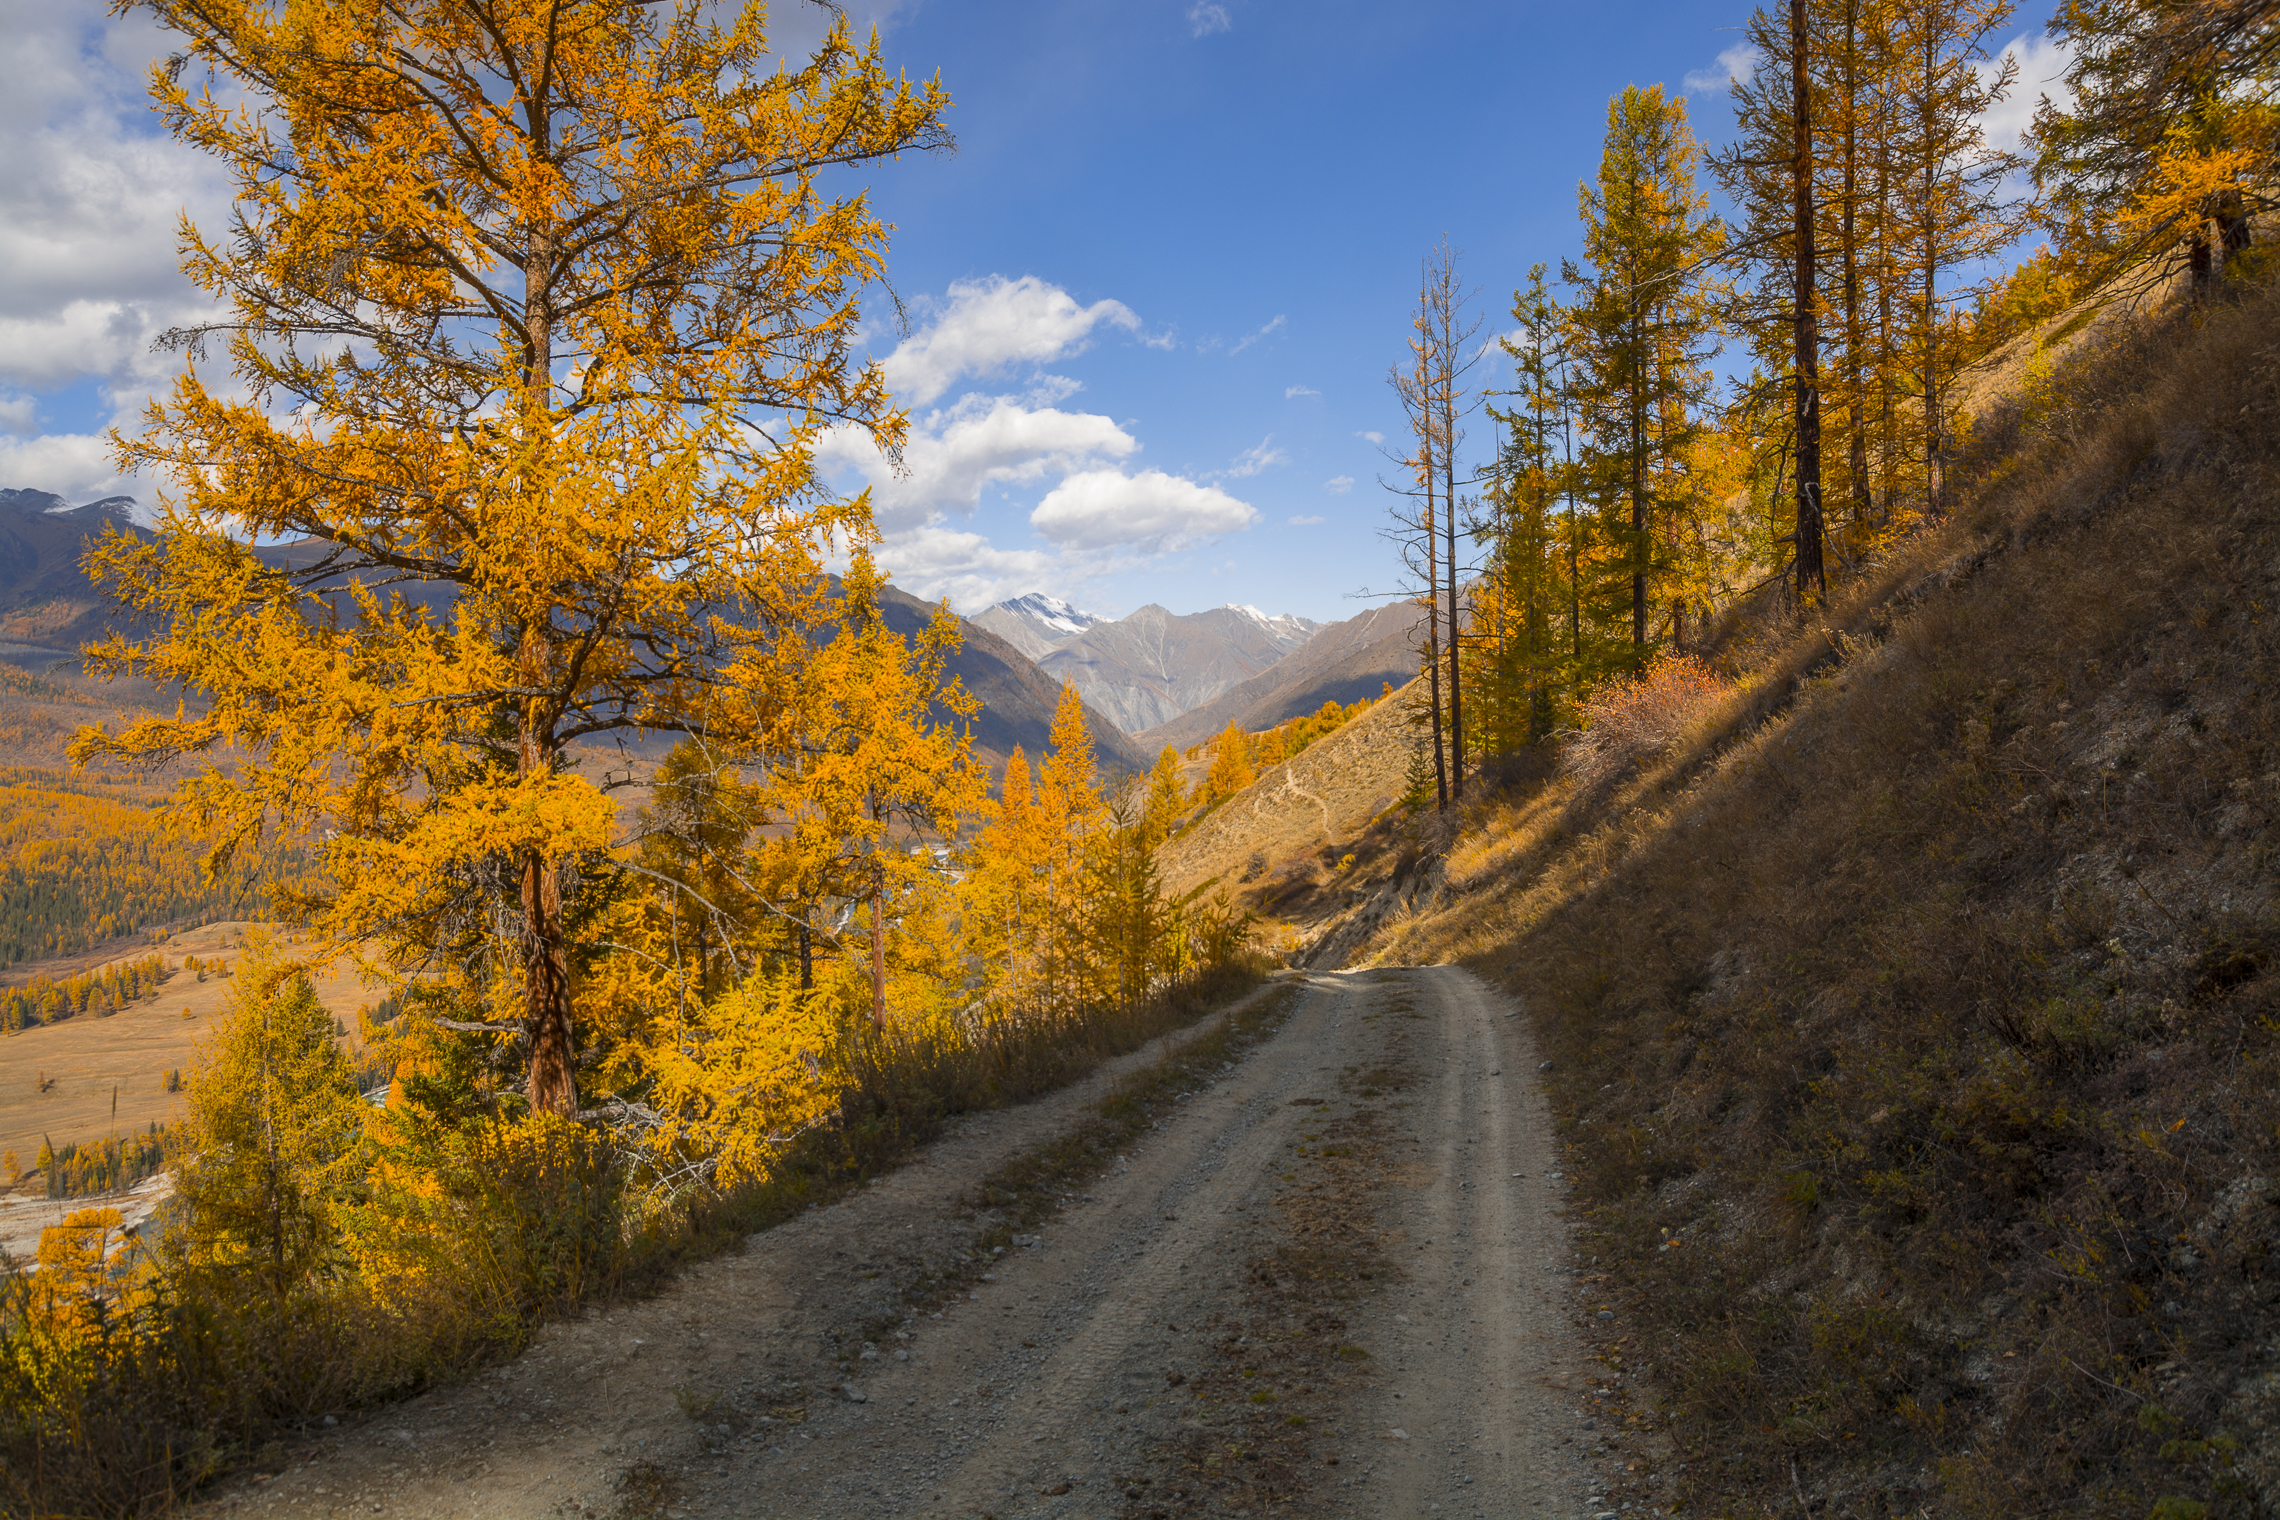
[1382,0,2273,809]
[0,774,290,976]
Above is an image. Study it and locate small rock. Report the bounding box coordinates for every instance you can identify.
[1538,1060,1553,1070]
[843,1386,867,1403]
[1597,1310,1615,1321]
[1389,1428,1409,1440]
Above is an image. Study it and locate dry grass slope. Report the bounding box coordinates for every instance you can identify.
[1154,681,1419,907]
[1347,283,2280,1517]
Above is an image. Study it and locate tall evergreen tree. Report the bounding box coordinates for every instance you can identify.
[1567,85,1722,661]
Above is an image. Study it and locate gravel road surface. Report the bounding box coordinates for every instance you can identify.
[203,968,1631,1520]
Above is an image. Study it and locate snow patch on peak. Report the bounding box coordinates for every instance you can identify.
[1223,603,1323,641]
[993,592,1106,637]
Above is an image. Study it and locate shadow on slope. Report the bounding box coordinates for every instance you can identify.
[1361,284,2280,1517]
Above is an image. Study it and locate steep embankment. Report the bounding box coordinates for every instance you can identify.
[1338,286,2280,1516]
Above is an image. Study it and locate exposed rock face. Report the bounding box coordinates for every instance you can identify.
[1139,600,1420,749]
[1037,603,1321,737]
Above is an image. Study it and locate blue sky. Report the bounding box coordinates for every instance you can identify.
[0,0,2064,624]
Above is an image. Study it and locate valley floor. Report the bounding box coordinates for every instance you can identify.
[199,968,1632,1520]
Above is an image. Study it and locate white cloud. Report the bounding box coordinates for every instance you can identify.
[1324,475,1354,494]
[816,394,1137,531]
[1980,33,2073,156]
[1287,514,1324,526]
[1031,469,1256,553]
[1222,436,1287,479]
[874,522,1069,612]
[1230,314,1285,355]
[1285,384,1320,399]
[0,431,136,505]
[1684,41,1758,97]
[1025,374,1084,406]
[0,4,236,493]
[881,275,1141,406]
[1188,2,1232,37]
[1356,430,1385,445]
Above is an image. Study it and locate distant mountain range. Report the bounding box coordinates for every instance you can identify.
[0,487,1149,778]
[1138,600,1421,750]
[0,485,1393,771]
[0,490,148,658]
[1032,603,1322,736]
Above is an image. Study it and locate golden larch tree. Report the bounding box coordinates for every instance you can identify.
[72,1,950,1114]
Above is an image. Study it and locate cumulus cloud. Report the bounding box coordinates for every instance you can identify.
[1230,314,1285,355]
[1684,41,1758,97]
[882,275,1142,406]
[1284,384,1320,399]
[1980,32,2073,155]
[1356,430,1385,445]
[815,394,1137,530]
[1324,475,1354,494]
[0,4,234,491]
[1287,514,1323,526]
[1188,2,1232,37]
[1222,436,1287,479]
[1030,469,1255,553]
[0,431,138,505]
[874,522,1069,612]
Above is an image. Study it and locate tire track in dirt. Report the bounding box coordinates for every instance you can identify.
[201,968,1608,1520]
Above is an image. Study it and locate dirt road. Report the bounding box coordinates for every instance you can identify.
[208,968,1628,1520]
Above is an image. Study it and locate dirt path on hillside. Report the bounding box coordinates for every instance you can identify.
[205,970,1623,1520]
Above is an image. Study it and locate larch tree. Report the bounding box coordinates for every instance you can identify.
[1200,722,1256,807]
[2034,0,2280,290]
[1890,0,2022,516]
[71,1,950,1115]
[1386,243,1481,805]
[1139,745,1188,850]
[1567,85,1722,659]
[744,552,984,1031]
[1484,262,1574,746]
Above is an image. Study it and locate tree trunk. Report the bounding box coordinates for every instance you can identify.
[516,621,577,1116]
[868,879,886,1030]
[1841,0,1871,526]
[1423,425,1449,813]
[798,919,813,991]
[520,845,576,1116]
[1444,378,1464,800]
[1792,0,1827,603]
[1630,258,1650,655]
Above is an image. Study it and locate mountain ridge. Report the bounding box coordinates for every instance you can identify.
[1035,602,1319,737]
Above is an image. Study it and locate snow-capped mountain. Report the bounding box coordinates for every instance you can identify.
[969,592,1110,660]
[1223,603,1323,654]
[1036,603,1325,736]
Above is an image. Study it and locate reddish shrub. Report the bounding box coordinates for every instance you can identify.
[1560,652,1728,789]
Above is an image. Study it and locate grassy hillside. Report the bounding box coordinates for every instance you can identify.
[1348,284,2280,1516]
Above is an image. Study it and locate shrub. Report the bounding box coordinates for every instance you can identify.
[1559,651,1728,789]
